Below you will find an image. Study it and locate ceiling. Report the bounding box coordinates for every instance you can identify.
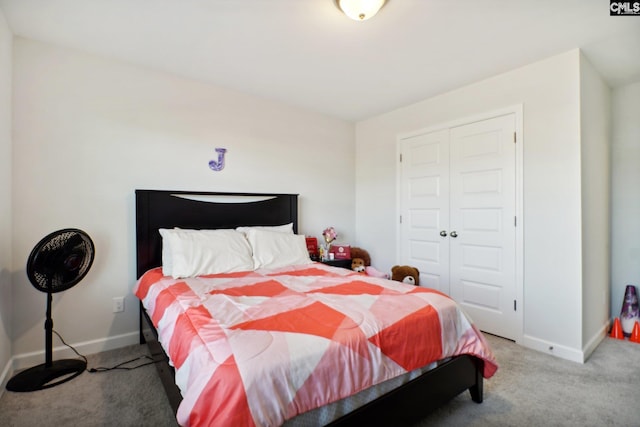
[1,0,638,121]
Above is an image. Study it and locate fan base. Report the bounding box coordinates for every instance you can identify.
[5,359,86,392]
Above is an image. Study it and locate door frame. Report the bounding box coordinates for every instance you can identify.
[395,105,524,344]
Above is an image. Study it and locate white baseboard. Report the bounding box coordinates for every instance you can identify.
[521,334,585,363]
[521,324,608,364]
[582,321,608,361]
[11,331,140,371]
[0,356,13,399]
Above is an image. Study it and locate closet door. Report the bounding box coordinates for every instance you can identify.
[399,129,450,294]
[399,113,518,341]
[449,114,517,340]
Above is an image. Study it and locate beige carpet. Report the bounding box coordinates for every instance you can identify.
[414,334,640,427]
[1,334,639,426]
[0,345,177,427]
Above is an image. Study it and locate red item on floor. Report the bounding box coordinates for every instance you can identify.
[630,321,640,344]
[610,317,625,340]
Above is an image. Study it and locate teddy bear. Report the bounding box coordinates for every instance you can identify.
[391,265,420,286]
[350,247,389,279]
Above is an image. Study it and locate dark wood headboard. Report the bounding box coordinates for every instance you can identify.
[135,190,298,278]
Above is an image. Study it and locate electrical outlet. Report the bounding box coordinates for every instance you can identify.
[113,296,125,313]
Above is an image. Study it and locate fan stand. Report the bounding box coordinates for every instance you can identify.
[6,292,86,392]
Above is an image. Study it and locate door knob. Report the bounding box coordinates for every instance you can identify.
[440,230,447,237]
[450,231,458,238]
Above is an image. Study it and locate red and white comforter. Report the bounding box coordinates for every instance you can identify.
[134,263,497,427]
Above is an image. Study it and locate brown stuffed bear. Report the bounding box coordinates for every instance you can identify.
[391,265,420,286]
[350,247,371,273]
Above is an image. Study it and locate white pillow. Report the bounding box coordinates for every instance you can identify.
[236,223,294,235]
[245,229,312,269]
[159,228,254,278]
[159,228,176,277]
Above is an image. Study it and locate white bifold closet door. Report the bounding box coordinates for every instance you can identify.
[399,113,518,340]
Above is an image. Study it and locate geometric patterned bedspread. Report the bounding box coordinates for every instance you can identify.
[134,263,498,427]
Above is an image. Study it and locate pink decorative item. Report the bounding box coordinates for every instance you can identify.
[365,266,389,279]
[620,285,640,336]
[322,227,337,245]
[321,227,337,260]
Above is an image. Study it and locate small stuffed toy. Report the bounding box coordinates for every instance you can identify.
[350,247,390,279]
[391,265,420,286]
[350,247,371,273]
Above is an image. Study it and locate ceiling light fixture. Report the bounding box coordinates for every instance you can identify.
[336,0,387,21]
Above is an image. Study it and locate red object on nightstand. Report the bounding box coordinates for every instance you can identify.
[329,245,351,260]
[305,237,318,260]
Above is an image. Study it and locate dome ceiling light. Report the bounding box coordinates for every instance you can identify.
[336,0,387,21]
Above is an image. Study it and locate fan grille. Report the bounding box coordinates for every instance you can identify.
[27,229,95,293]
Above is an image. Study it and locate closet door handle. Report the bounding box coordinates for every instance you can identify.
[440,230,447,237]
[450,231,458,238]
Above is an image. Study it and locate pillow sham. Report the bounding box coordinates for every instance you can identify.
[245,228,312,269]
[159,228,178,277]
[159,228,254,278]
[235,223,294,235]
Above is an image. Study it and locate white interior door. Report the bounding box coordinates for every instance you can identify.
[399,129,450,294]
[449,114,517,340]
[398,113,518,341]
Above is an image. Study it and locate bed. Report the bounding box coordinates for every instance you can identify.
[134,189,497,426]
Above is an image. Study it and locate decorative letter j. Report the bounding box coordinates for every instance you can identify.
[209,148,227,172]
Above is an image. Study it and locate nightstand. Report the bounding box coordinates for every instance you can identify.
[321,259,352,270]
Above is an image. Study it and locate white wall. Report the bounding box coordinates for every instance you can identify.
[5,34,629,369]
[11,38,355,363]
[579,53,611,353]
[0,8,12,388]
[611,81,640,320]
[355,50,590,360]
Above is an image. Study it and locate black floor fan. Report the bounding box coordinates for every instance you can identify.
[6,228,95,392]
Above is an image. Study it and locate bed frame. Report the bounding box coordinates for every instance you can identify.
[135,189,484,426]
